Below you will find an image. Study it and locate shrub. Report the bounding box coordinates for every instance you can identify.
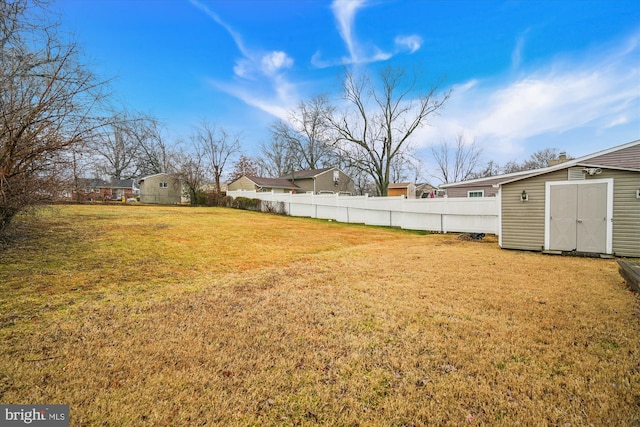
[248,198,262,211]
[190,190,208,206]
[262,200,287,215]
[196,192,235,207]
[219,195,234,208]
[231,197,261,211]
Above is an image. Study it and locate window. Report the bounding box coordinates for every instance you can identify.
[467,190,484,198]
[159,182,168,188]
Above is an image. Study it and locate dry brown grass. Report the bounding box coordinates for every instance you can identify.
[1,204,639,426]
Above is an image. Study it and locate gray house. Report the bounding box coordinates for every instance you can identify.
[227,176,299,193]
[278,168,355,194]
[228,167,355,195]
[441,140,640,257]
[138,173,183,204]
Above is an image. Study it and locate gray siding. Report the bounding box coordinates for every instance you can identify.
[228,176,258,191]
[502,170,566,251]
[610,170,640,257]
[140,174,182,204]
[502,168,640,256]
[291,177,314,193]
[446,184,498,198]
[314,169,355,194]
[291,170,355,194]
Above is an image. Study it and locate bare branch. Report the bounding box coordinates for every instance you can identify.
[328,65,451,195]
[1,0,110,230]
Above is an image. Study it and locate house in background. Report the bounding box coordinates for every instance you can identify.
[138,173,183,204]
[228,167,355,195]
[441,139,640,257]
[110,179,139,200]
[439,170,540,198]
[416,183,437,198]
[227,176,299,193]
[69,178,138,201]
[278,167,355,194]
[70,178,111,201]
[388,182,416,198]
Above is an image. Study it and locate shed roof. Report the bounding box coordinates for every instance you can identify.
[389,182,415,189]
[441,139,640,189]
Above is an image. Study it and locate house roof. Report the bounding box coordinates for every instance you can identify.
[389,182,415,189]
[138,172,173,182]
[244,176,300,190]
[278,167,334,180]
[110,179,136,189]
[441,139,640,189]
[76,178,110,188]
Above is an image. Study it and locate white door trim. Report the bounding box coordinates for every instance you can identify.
[544,178,613,254]
[497,186,503,247]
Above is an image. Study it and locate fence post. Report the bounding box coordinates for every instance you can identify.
[442,196,448,233]
[313,192,317,218]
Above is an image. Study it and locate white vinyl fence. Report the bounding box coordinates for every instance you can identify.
[227,190,499,234]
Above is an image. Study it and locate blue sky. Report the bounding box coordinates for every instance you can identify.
[57,0,640,169]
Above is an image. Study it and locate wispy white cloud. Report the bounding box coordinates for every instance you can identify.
[395,35,423,54]
[261,51,294,76]
[511,34,526,69]
[188,0,249,57]
[605,115,629,128]
[190,0,298,118]
[208,80,291,121]
[330,0,366,63]
[414,31,640,162]
[316,0,421,68]
[310,51,341,69]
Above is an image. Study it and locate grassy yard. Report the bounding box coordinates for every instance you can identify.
[1,204,638,426]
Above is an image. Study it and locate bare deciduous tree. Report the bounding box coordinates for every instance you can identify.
[258,121,297,177]
[431,133,484,184]
[522,148,565,170]
[501,148,570,174]
[327,66,451,196]
[175,147,206,205]
[192,121,241,194]
[0,0,108,231]
[287,94,335,170]
[228,155,259,183]
[263,95,335,174]
[90,114,140,180]
[89,112,176,180]
[470,159,501,179]
[132,116,176,176]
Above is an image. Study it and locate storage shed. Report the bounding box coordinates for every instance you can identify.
[388,182,416,198]
[442,140,640,257]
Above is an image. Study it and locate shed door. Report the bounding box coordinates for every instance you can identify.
[548,182,607,253]
[549,184,578,251]
[576,183,607,253]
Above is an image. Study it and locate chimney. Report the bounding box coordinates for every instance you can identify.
[548,151,568,166]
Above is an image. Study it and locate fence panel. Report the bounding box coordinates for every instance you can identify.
[227,190,499,234]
